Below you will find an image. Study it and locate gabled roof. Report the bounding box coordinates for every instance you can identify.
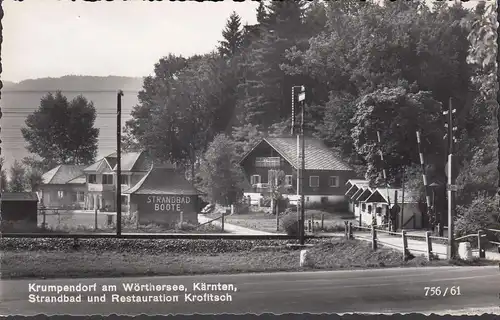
[112,152,154,172]
[350,187,366,200]
[83,151,153,173]
[240,137,353,171]
[67,174,86,184]
[355,188,374,202]
[123,165,200,196]
[1,192,39,201]
[365,188,419,205]
[346,179,370,187]
[83,158,111,172]
[42,165,85,185]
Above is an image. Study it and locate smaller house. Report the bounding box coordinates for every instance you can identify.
[364,188,423,230]
[345,179,371,217]
[1,192,39,228]
[123,164,201,226]
[40,165,86,209]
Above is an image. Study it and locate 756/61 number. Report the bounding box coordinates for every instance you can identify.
[424,286,461,297]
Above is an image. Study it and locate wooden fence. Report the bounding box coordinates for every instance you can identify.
[344,222,500,261]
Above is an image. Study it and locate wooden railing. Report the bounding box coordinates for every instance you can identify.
[346,222,500,260]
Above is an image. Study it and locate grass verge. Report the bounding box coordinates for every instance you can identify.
[1,238,493,280]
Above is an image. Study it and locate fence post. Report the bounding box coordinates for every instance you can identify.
[478,230,485,259]
[276,210,279,232]
[41,209,46,230]
[425,231,433,261]
[321,214,324,230]
[402,230,408,261]
[221,211,225,232]
[371,225,377,250]
[94,208,98,231]
[344,221,349,239]
[348,222,353,239]
[359,212,362,227]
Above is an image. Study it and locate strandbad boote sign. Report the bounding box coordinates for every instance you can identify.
[144,195,194,212]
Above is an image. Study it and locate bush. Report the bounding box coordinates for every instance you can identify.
[281,212,300,236]
[175,222,197,231]
[455,195,500,247]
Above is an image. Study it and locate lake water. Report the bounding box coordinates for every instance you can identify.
[0,90,140,172]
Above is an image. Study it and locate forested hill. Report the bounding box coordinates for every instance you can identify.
[2,76,144,92]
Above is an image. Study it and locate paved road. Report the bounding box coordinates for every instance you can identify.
[1,266,499,315]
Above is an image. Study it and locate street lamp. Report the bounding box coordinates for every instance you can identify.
[429,181,441,235]
[292,85,306,245]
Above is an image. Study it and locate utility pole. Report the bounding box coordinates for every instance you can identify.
[443,97,457,260]
[292,85,306,245]
[116,90,124,236]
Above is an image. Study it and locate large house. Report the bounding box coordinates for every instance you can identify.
[239,137,357,209]
[40,151,201,225]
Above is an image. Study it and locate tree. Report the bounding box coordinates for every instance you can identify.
[218,12,244,58]
[197,134,244,205]
[8,160,27,192]
[256,1,268,24]
[0,158,7,192]
[21,92,99,166]
[351,86,444,185]
[25,167,44,192]
[463,1,499,207]
[267,169,287,215]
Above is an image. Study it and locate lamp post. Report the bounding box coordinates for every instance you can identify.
[292,85,306,245]
[429,182,440,236]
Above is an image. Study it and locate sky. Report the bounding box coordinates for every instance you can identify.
[2,0,260,83]
[2,0,487,83]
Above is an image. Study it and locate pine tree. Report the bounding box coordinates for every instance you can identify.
[218,12,244,58]
[256,1,268,24]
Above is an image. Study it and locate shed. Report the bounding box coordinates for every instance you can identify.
[1,192,39,226]
[123,165,201,226]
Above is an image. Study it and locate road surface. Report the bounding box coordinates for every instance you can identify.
[1,266,499,315]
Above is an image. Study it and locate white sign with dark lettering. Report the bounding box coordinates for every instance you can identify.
[146,195,192,212]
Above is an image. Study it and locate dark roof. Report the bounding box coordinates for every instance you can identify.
[42,165,85,184]
[240,137,353,171]
[366,188,419,204]
[83,151,154,173]
[123,166,200,195]
[1,192,39,201]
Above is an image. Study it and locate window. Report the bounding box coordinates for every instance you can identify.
[120,174,129,185]
[250,175,261,185]
[285,175,293,186]
[361,203,366,211]
[268,170,278,186]
[121,195,129,205]
[88,174,97,184]
[309,176,319,188]
[72,191,85,202]
[329,176,339,187]
[376,206,382,214]
[102,174,114,185]
[58,191,64,199]
[255,157,280,167]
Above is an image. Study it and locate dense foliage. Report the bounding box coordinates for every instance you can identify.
[21,91,99,169]
[123,1,497,214]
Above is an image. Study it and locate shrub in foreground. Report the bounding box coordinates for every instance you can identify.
[281,212,300,236]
